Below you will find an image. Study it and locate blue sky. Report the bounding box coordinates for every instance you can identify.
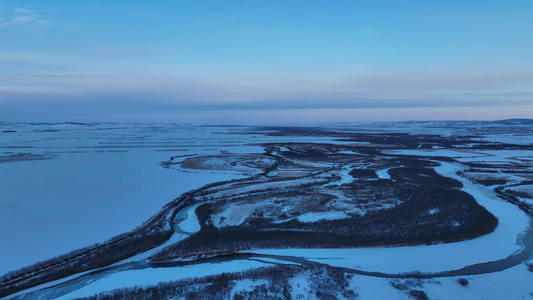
[1,1,532,123]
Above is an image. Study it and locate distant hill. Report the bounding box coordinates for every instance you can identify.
[397,119,533,126]
[489,119,533,126]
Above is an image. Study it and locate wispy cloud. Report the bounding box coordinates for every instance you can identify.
[37,20,50,27]
[1,49,532,122]
[7,8,50,27]
[1,65,532,123]
[15,8,33,13]
[13,16,32,24]
[1,65,532,109]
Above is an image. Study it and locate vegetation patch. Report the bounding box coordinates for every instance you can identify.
[73,265,358,300]
[153,178,498,260]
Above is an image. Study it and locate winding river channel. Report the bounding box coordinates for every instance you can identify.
[7,159,533,300]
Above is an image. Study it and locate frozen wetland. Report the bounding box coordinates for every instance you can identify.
[1,121,532,299]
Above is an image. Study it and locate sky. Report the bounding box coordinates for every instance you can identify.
[1,1,532,124]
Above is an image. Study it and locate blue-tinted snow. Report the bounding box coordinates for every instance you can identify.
[0,124,261,274]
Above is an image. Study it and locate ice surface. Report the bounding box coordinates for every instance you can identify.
[176,204,201,233]
[296,211,349,223]
[347,259,533,300]
[0,124,258,274]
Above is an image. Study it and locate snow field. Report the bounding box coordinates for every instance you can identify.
[376,167,392,180]
[296,211,349,223]
[289,274,313,300]
[475,133,533,145]
[387,149,486,158]
[2,123,532,299]
[229,278,270,299]
[212,203,260,227]
[206,176,330,200]
[389,148,533,165]
[353,275,414,299]
[55,260,268,300]
[0,125,259,275]
[0,151,208,274]
[423,263,533,299]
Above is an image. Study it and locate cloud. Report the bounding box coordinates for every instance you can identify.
[13,16,32,24]
[15,8,33,13]
[8,8,50,27]
[37,20,51,27]
[2,67,532,109]
[1,58,532,123]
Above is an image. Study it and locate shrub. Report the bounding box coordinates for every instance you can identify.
[457,278,469,286]
[525,262,533,272]
[409,290,429,300]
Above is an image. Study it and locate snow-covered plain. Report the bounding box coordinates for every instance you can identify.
[388,148,533,164]
[2,122,533,299]
[351,261,533,300]
[0,124,267,274]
